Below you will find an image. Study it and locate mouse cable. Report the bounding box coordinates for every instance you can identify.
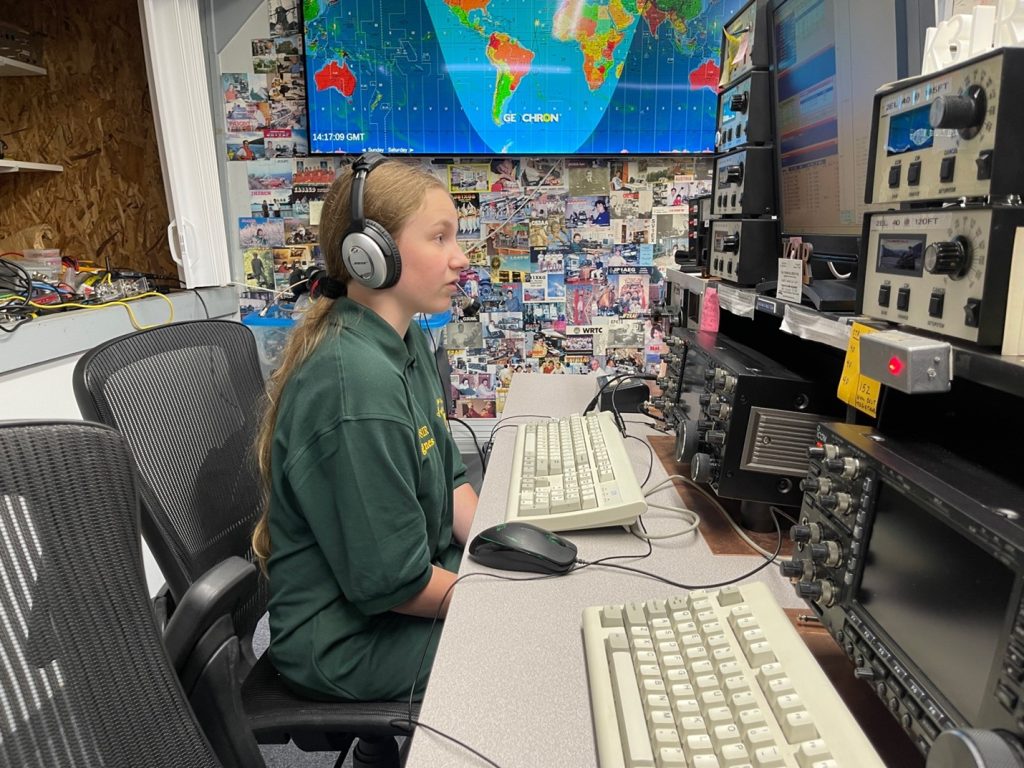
[611,374,657,435]
[386,716,503,768]
[625,433,655,488]
[574,508,782,591]
[665,473,787,562]
[448,415,485,470]
[422,325,487,472]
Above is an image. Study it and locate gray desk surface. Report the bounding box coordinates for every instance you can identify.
[406,373,802,767]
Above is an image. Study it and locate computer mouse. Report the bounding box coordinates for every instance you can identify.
[468,522,578,574]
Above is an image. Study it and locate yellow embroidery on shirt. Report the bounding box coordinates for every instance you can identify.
[418,425,430,438]
[420,437,436,456]
[435,397,445,419]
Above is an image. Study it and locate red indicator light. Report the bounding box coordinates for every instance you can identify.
[888,356,903,376]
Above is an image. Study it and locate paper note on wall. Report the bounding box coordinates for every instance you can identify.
[699,286,720,332]
[309,200,324,226]
[837,322,881,417]
[776,258,803,304]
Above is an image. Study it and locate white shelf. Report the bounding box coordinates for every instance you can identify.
[0,55,45,76]
[0,160,63,174]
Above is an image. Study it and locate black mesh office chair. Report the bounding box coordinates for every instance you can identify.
[73,320,415,767]
[0,420,259,768]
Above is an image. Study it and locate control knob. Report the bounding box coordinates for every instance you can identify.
[796,579,836,607]
[705,430,727,446]
[723,162,745,185]
[708,402,732,420]
[819,492,856,514]
[929,84,988,140]
[721,233,741,253]
[924,237,971,279]
[699,393,713,406]
[825,457,861,479]
[779,559,808,579]
[790,522,822,544]
[927,728,1024,768]
[809,541,842,567]
[807,446,826,459]
[729,91,749,113]
[799,476,834,495]
[690,452,718,483]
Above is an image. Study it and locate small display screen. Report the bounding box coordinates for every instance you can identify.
[857,482,1014,722]
[876,235,926,276]
[886,104,934,156]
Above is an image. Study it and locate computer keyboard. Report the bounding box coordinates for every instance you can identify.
[505,411,648,532]
[582,581,884,768]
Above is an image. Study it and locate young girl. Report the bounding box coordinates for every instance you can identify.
[252,157,478,702]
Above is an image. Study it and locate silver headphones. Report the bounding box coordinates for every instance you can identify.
[341,152,402,289]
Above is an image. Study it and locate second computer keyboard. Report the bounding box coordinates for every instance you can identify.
[582,581,884,768]
[505,411,648,532]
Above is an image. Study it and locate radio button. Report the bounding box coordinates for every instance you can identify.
[997,684,1018,712]
[907,161,922,186]
[964,298,982,327]
[905,699,922,719]
[921,719,940,740]
[888,165,901,188]
[977,149,994,180]
[928,291,945,318]
[901,713,912,729]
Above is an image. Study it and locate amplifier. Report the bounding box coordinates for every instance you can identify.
[708,218,780,286]
[717,71,773,152]
[673,331,839,508]
[719,0,770,90]
[858,206,1024,346]
[712,146,776,217]
[780,422,1024,760]
[865,47,1024,205]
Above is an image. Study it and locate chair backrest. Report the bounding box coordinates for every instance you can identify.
[0,420,225,767]
[73,320,268,639]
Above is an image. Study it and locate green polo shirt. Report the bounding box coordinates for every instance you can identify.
[266,297,468,701]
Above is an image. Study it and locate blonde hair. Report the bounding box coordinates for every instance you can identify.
[251,160,448,568]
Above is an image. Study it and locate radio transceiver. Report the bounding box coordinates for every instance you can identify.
[708,218,780,286]
[712,146,776,218]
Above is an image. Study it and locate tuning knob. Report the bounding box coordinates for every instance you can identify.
[819,492,855,514]
[674,420,700,463]
[789,524,821,544]
[807,446,826,459]
[809,541,842,567]
[721,234,740,253]
[825,458,861,479]
[924,237,971,279]
[929,85,988,140]
[799,476,834,495]
[699,393,713,406]
[927,728,1024,768]
[729,91,749,113]
[708,402,732,420]
[724,162,744,184]
[797,579,836,607]
[691,452,718,483]
[779,559,806,579]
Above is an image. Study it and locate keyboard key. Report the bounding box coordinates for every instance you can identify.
[691,755,721,768]
[609,651,655,767]
[712,722,742,748]
[653,727,681,751]
[600,605,624,628]
[783,710,818,743]
[719,742,751,767]
[717,586,743,606]
[752,744,785,767]
[657,747,687,767]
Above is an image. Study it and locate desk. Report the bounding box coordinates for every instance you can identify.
[407,373,819,767]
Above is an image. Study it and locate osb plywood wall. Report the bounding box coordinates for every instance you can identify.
[0,0,174,276]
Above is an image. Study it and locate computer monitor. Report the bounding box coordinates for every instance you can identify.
[770,0,898,259]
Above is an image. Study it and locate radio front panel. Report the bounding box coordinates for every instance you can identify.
[719,0,770,90]
[708,218,780,286]
[717,71,773,152]
[712,146,776,217]
[866,48,1024,204]
[859,207,1024,346]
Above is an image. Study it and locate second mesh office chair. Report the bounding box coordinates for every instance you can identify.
[73,319,415,768]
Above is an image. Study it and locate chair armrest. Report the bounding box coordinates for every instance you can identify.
[163,556,258,672]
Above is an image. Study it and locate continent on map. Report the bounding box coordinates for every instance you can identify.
[485,33,534,126]
[639,0,704,51]
[444,0,491,33]
[553,0,636,92]
[688,58,719,90]
[314,59,357,97]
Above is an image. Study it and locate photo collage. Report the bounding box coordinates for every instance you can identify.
[227,3,712,418]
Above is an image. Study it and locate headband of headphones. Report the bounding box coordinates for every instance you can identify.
[348,152,388,233]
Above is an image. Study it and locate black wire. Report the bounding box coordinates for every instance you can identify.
[575,509,783,590]
[193,288,211,319]
[625,434,655,488]
[449,415,485,469]
[481,413,551,470]
[672,340,690,408]
[387,717,503,768]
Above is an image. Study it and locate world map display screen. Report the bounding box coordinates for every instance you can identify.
[303,0,745,155]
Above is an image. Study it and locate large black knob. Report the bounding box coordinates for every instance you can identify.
[674,420,700,463]
[929,85,987,140]
[800,476,820,493]
[797,581,823,600]
[730,91,749,113]
[809,541,842,566]
[924,237,971,279]
[721,233,740,253]
[927,729,1024,768]
[724,163,744,184]
[790,524,814,543]
[691,452,717,483]
[699,393,713,406]
[807,446,826,459]
[708,402,732,420]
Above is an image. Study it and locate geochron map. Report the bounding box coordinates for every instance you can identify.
[303,0,744,155]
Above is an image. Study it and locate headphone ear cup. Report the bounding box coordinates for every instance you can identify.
[363,219,401,289]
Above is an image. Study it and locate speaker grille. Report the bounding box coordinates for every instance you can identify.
[740,407,823,476]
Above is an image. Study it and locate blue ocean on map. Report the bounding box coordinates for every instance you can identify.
[304,0,745,155]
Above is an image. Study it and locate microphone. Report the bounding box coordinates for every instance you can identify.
[454,281,481,318]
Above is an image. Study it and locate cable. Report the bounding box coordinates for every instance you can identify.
[449,416,485,469]
[387,717,503,768]
[575,507,782,590]
[826,261,852,280]
[27,291,175,331]
[193,289,211,319]
[626,434,655,488]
